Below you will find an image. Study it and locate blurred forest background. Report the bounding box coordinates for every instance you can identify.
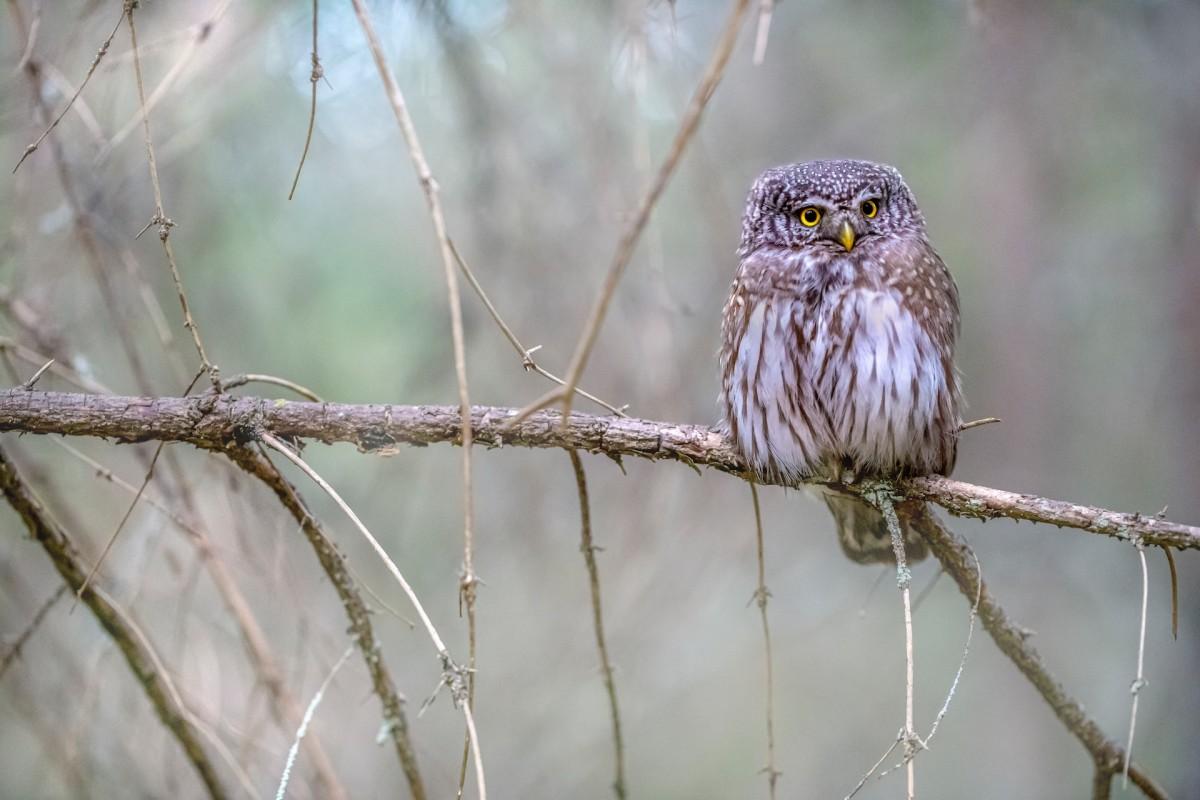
[2,0,1199,797]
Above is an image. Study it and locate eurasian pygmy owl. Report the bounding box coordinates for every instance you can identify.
[719,160,962,563]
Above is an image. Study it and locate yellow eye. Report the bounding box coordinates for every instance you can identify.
[860,199,879,218]
[799,207,822,227]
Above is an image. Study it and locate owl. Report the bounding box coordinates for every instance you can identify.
[719,160,962,563]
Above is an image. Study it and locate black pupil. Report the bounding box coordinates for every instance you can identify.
[804,209,817,223]
[863,201,875,214]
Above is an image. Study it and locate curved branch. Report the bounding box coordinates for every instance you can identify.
[0,389,1195,550]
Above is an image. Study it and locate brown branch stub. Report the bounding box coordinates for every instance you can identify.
[1,389,1196,551]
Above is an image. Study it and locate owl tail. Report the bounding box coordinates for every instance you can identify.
[822,492,933,565]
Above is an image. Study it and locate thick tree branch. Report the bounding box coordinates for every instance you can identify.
[0,389,1195,550]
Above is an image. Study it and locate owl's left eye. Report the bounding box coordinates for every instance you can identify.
[860,199,880,218]
[798,207,822,227]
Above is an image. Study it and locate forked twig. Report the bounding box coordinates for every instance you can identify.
[568,449,626,799]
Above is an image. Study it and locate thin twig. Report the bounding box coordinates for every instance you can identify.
[11,7,123,173]
[126,1,220,390]
[20,358,54,389]
[75,367,204,606]
[749,481,779,798]
[507,0,752,430]
[448,240,627,417]
[275,644,354,800]
[74,440,166,607]
[752,0,775,65]
[220,373,323,402]
[258,432,485,799]
[287,0,322,200]
[347,9,480,797]
[0,338,109,394]
[0,584,67,680]
[1122,542,1149,788]
[568,449,626,799]
[867,483,917,799]
[918,517,1169,800]
[844,730,903,800]
[97,0,235,163]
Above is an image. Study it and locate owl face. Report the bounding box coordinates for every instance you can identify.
[738,159,926,256]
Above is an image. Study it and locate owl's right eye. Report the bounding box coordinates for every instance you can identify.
[798,207,822,227]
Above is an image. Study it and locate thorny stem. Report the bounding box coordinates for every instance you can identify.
[448,240,627,417]
[568,449,626,799]
[866,482,917,800]
[347,7,480,796]
[126,2,220,390]
[258,432,485,799]
[287,0,321,200]
[918,517,1169,800]
[11,4,123,173]
[749,481,779,798]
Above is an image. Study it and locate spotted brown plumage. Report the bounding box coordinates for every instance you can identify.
[719,160,962,563]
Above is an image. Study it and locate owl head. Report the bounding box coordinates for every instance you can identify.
[738,159,926,256]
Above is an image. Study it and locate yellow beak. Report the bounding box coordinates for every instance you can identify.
[837,221,856,252]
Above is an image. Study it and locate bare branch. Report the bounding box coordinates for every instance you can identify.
[0,446,229,799]
[125,2,220,389]
[257,432,485,800]
[224,446,428,798]
[10,5,122,173]
[864,484,917,799]
[919,517,1169,800]
[2,389,1195,551]
[568,449,626,799]
[748,481,779,798]
[287,0,322,200]
[1123,543,1150,788]
[348,6,480,796]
